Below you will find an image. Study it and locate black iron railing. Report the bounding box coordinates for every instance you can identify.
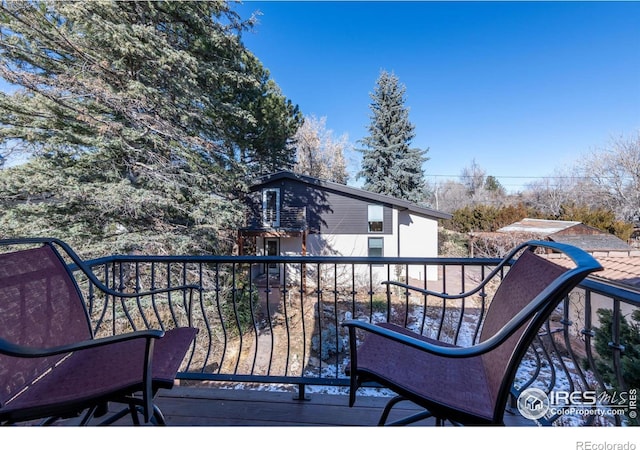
[243,206,307,231]
[71,254,639,426]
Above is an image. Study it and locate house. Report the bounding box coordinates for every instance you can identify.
[238,171,451,283]
[496,218,634,253]
[496,218,640,331]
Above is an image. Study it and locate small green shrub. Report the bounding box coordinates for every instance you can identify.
[591,308,640,425]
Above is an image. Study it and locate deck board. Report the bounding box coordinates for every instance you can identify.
[153,386,535,427]
[20,385,535,426]
[155,386,425,426]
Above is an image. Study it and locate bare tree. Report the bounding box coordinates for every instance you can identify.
[460,159,486,200]
[293,115,349,184]
[434,179,470,213]
[522,169,583,217]
[470,232,541,258]
[433,160,508,212]
[576,132,640,222]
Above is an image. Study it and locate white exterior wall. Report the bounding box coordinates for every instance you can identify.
[305,209,439,282]
[306,234,395,257]
[397,210,439,281]
[279,237,303,256]
[254,209,440,282]
[305,234,392,283]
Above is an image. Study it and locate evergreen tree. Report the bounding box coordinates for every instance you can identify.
[592,308,640,425]
[357,70,428,203]
[0,1,301,256]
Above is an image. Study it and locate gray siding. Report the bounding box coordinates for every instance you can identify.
[250,179,393,235]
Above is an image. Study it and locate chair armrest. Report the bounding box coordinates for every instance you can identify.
[342,319,522,359]
[69,259,202,299]
[97,283,203,299]
[1,237,203,299]
[0,330,164,358]
[381,280,479,300]
[381,258,515,300]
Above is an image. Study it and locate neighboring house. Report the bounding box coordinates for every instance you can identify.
[496,218,640,332]
[238,171,451,283]
[495,217,640,291]
[497,218,634,252]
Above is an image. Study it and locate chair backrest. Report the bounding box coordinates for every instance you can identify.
[480,250,567,396]
[0,244,92,407]
[477,244,596,421]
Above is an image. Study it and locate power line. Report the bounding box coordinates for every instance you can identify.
[426,174,619,180]
[426,174,638,183]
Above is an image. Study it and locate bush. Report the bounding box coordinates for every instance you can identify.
[591,308,640,425]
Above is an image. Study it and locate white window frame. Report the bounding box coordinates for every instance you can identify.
[368,237,384,257]
[368,204,384,232]
[262,188,280,227]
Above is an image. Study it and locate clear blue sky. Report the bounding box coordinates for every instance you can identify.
[235,1,640,192]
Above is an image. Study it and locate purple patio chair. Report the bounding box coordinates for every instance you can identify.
[0,238,199,425]
[343,240,602,425]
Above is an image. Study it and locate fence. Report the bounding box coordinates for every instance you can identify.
[72,253,639,426]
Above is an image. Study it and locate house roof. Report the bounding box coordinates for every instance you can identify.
[548,253,640,293]
[486,217,639,291]
[548,234,634,252]
[497,218,633,252]
[497,218,582,235]
[250,171,452,221]
[594,255,640,291]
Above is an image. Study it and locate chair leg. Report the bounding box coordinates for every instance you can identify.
[78,405,100,426]
[379,395,407,425]
[379,395,437,426]
[39,416,62,426]
[129,403,141,425]
[151,404,166,426]
[387,410,435,426]
[122,400,166,425]
[125,404,165,425]
[95,405,132,425]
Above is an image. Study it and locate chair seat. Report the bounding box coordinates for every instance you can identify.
[353,323,494,423]
[344,241,603,426]
[1,327,197,422]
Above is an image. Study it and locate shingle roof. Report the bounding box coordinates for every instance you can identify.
[549,234,634,252]
[251,171,452,220]
[594,255,640,290]
[498,218,581,234]
[498,218,633,252]
[548,253,640,293]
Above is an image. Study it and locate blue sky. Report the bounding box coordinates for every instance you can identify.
[235,1,640,192]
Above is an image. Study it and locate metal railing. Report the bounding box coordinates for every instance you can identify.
[244,206,307,231]
[72,254,639,426]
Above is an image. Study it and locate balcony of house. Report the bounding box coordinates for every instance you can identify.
[241,206,308,235]
[20,252,640,426]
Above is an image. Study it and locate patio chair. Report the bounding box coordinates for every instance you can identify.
[0,238,199,425]
[342,240,602,426]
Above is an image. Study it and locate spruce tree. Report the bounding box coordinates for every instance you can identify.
[357,70,428,203]
[0,1,301,256]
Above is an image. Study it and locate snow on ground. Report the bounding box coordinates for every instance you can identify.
[214,302,619,426]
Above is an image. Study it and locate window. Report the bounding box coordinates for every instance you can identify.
[368,204,383,232]
[262,189,280,227]
[264,238,279,275]
[368,237,384,257]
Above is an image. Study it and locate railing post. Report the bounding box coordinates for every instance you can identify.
[293,383,310,401]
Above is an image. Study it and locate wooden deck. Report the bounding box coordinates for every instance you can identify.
[19,387,638,450]
[82,385,536,427]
